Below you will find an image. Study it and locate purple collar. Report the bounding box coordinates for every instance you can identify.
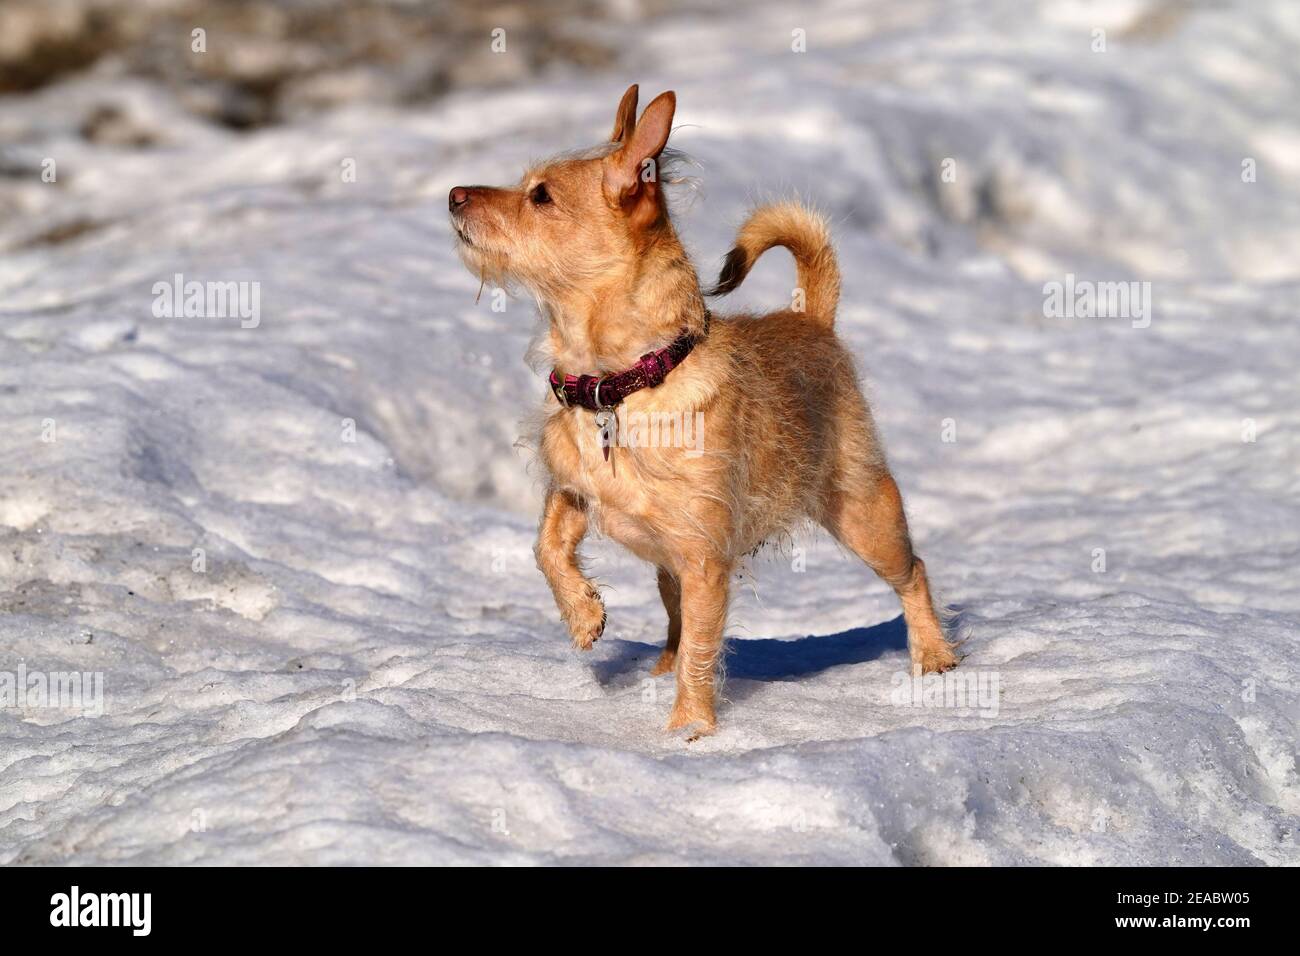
[548,314,707,412]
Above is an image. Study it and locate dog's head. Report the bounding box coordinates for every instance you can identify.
[449,84,677,299]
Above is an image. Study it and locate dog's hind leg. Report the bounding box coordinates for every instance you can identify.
[651,567,682,675]
[821,470,959,676]
[536,488,605,649]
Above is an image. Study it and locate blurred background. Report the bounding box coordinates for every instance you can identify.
[4,0,1298,277]
[1,0,648,131]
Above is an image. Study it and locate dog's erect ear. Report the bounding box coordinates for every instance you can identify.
[610,84,639,144]
[604,90,675,210]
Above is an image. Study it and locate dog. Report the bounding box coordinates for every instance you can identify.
[450,84,959,735]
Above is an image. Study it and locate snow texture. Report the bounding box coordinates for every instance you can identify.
[1,0,1298,865]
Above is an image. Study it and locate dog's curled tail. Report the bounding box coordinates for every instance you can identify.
[708,202,840,325]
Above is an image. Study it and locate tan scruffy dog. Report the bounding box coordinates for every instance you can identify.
[450,84,959,736]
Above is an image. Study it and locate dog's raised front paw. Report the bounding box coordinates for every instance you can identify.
[564,589,606,650]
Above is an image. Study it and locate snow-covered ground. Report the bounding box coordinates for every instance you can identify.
[1,0,1298,864]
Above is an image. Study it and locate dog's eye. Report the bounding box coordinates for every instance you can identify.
[530,183,552,205]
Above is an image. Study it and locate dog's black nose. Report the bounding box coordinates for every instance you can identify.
[449,186,470,212]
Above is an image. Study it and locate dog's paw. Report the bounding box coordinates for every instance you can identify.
[649,648,677,676]
[912,638,960,676]
[564,589,606,650]
[665,696,716,736]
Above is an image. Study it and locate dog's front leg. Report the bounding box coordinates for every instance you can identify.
[535,488,605,649]
[665,557,730,734]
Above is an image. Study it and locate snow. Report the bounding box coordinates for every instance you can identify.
[1,0,1298,865]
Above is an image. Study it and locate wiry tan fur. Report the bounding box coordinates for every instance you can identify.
[450,85,959,737]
